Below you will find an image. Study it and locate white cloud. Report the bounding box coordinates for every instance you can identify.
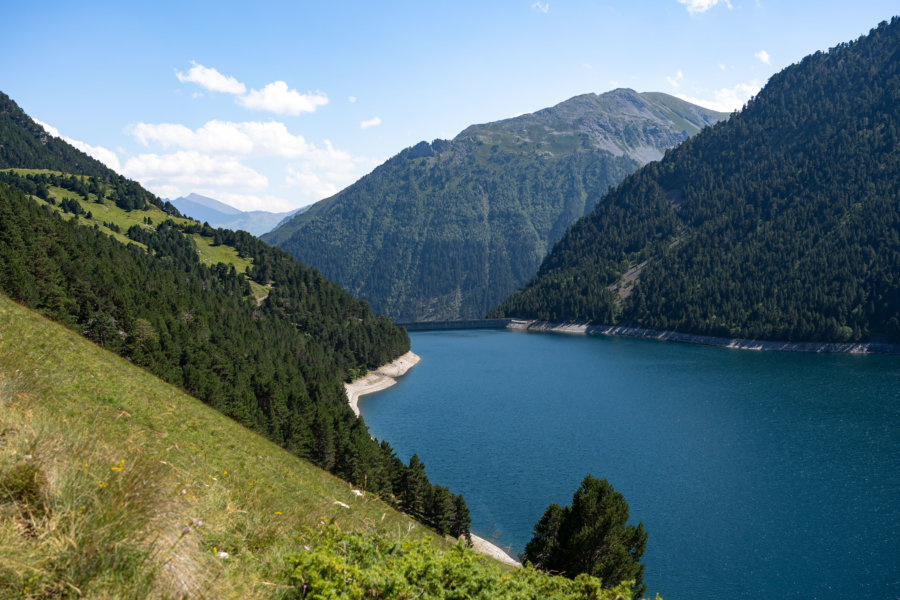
[175,62,246,95]
[124,151,268,193]
[285,167,340,202]
[151,184,183,200]
[676,80,761,112]
[174,62,329,117]
[35,118,123,173]
[755,50,771,64]
[666,70,684,88]
[69,140,123,174]
[285,141,379,204]
[360,117,382,129]
[677,0,732,14]
[128,117,376,207]
[129,120,311,157]
[532,2,549,13]
[348,96,357,103]
[236,81,328,115]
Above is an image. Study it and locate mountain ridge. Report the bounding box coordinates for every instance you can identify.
[491,18,900,344]
[171,192,303,236]
[263,90,727,321]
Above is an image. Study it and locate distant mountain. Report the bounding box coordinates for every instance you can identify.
[492,18,900,344]
[172,192,303,236]
[263,90,727,321]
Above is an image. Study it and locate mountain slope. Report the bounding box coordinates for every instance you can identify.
[262,90,726,321]
[172,192,301,236]
[0,91,110,177]
[0,294,635,599]
[492,18,900,343]
[0,93,472,535]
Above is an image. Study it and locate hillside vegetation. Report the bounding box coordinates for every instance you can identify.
[493,18,900,343]
[0,294,642,599]
[263,90,725,321]
[0,92,473,537]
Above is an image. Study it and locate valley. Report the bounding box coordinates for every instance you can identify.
[1,8,898,600]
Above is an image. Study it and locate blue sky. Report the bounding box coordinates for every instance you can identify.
[2,1,895,211]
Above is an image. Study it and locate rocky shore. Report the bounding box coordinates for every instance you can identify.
[507,319,900,354]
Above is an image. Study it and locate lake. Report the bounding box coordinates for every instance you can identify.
[360,329,900,600]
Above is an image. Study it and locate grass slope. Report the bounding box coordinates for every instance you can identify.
[2,169,268,303]
[0,293,436,597]
[0,294,641,599]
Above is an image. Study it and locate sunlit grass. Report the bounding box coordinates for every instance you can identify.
[3,169,269,303]
[0,294,443,598]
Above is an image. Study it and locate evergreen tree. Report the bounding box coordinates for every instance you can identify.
[524,475,647,599]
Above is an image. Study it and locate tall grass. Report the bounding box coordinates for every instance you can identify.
[0,294,440,598]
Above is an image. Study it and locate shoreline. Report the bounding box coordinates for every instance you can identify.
[344,351,421,417]
[507,319,900,355]
[470,534,521,567]
[344,352,521,568]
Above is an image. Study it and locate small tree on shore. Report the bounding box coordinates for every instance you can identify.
[523,474,647,599]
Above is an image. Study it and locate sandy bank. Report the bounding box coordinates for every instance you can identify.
[344,351,420,417]
[470,534,521,567]
[508,320,900,354]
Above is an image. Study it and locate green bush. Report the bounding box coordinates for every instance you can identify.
[282,522,637,600]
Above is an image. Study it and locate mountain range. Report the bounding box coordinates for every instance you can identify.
[170,192,304,236]
[262,90,727,321]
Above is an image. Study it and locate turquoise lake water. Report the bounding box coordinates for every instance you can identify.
[360,330,900,600]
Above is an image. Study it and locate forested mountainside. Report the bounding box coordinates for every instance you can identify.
[0,93,472,536]
[1,92,109,178]
[493,18,900,344]
[262,90,726,321]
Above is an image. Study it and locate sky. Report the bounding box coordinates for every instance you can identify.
[2,1,896,212]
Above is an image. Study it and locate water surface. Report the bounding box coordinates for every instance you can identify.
[361,330,899,600]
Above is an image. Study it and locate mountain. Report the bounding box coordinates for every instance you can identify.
[262,90,727,321]
[492,18,900,344]
[172,192,303,236]
[0,90,472,535]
